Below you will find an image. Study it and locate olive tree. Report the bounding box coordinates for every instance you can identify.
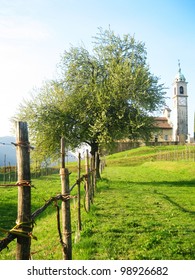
[17,28,166,176]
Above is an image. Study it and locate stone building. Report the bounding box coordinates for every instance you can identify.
[154,61,189,143]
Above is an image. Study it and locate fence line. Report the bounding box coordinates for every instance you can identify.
[0,152,104,259]
[5,125,195,259]
[0,125,106,260]
[155,146,195,162]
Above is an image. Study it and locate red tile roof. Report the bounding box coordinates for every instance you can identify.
[154,117,172,129]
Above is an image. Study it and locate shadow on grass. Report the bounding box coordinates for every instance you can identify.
[96,178,111,191]
[100,175,195,210]
[154,191,195,216]
[109,179,195,188]
[0,192,58,234]
[103,177,195,216]
[0,202,17,230]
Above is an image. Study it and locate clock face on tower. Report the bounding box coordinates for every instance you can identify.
[178,97,186,106]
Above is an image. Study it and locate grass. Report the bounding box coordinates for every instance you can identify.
[1,145,195,259]
[73,162,195,260]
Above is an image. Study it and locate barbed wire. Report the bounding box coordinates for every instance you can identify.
[0,142,13,146]
[0,142,34,151]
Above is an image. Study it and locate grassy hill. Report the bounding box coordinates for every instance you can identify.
[106,144,195,166]
[1,145,195,260]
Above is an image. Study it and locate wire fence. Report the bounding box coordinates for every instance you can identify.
[0,126,106,260]
[155,145,195,162]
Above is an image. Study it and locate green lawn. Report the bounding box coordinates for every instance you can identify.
[75,163,195,260]
[1,145,195,260]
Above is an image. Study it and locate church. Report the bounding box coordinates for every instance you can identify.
[112,62,190,153]
[153,61,189,143]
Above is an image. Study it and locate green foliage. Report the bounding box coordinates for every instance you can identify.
[16,27,166,161]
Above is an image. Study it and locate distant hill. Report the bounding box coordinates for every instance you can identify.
[0,136,78,167]
[0,136,16,166]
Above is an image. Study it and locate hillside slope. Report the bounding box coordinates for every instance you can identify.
[106,145,195,166]
[1,145,195,260]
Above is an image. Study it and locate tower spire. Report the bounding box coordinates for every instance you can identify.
[175,59,186,82]
[178,59,181,73]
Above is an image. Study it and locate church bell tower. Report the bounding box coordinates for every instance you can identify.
[172,61,188,142]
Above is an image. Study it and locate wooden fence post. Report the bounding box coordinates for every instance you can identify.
[3,154,6,183]
[85,149,90,212]
[94,152,97,191]
[90,156,94,202]
[60,137,72,260]
[77,153,82,231]
[16,121,31,260]
[8,162,11,182]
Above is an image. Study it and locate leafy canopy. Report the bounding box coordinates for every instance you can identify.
[17,27,166,159]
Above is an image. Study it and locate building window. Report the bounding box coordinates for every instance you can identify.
[180,86,184,94]
[164,135,168,141]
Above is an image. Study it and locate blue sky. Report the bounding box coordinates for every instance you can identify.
[0,0,195,136]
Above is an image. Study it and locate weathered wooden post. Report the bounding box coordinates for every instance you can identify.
[90,155,95,202]
[90,157,94,201]
[60,137,72,260]
[84,149,90,212]
[16,121,31,260]
[3,154,6,183]
[77,153,82,231]
[8,162,11,182]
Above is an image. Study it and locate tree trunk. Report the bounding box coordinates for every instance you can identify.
[90,142,101,179]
